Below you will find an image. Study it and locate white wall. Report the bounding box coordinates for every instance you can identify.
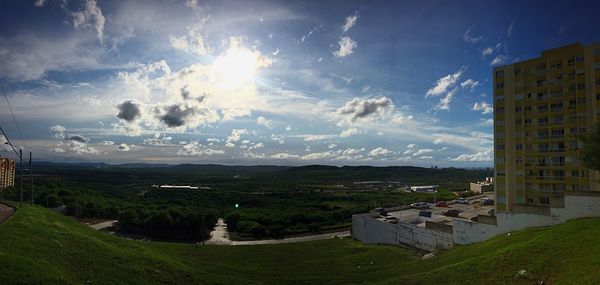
[352,214,453,251]
[454,194,600,244]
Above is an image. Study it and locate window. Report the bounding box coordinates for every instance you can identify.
[496,82,505,89]
[525,106,532,112]
[575,55,584,62]
[497,144,505,151]
[577,83,585,90]
[537,105,548,112]
[496,70,504,77]
[515,106,522,112]
[594,48,600,56]
[496,107,505,113]
[516,144,523,150]
[539,197,550,205]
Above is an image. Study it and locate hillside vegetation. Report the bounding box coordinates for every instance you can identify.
[1,204,599,284]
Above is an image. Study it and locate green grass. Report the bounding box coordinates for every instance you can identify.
[1,204,600,284]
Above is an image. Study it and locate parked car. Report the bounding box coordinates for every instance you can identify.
[374,207,388,216]
[435,201,448,207]
[418,210,432,218]
[482,198,495,206]
[457,197,469,204]
[444,209,460,217]
[410,202,429,209]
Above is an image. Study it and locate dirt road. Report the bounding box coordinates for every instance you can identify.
[205,217,350,246]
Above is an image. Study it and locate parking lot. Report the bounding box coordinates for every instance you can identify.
[378,193,495,227]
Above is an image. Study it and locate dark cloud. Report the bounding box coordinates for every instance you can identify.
[180,86,190,99]
[116,101,141,122]
[338,97,393,121]
[159,105,195,127]
[65,134,89,143]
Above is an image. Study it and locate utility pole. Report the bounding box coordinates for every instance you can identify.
[29,151,33,206]
[19,149,23,207]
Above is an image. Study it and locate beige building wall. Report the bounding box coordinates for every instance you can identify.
[494,43,600,213]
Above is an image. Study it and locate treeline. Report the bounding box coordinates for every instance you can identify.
[2,179,217,241]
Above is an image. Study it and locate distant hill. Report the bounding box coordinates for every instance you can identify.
[0,203,599,284]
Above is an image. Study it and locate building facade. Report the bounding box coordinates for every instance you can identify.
[0,157,16,189]
[494,43,600,212]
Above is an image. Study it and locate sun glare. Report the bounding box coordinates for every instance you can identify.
[212,38,272,91]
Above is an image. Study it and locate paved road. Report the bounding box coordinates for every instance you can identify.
[205,217,350,246]
[0,202,16,224]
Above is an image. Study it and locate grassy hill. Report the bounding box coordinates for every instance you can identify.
[1,204,599,284]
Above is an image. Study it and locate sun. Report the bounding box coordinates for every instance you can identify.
[212,37,272,91]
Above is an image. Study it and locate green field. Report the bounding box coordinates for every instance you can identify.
[1,203,599,284]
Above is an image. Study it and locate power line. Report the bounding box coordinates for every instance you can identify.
[1,84,28,151]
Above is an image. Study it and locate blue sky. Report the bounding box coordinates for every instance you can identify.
[0,0,598,166]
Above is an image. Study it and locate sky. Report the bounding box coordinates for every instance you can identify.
[0,0,598,167]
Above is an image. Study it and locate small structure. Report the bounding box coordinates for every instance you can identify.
[470,178,494,193]
[158,185,200,190]
[410,185,439,193]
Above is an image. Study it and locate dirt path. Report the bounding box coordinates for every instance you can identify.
[0,202,16,225]
[88,220,118,230]
[205,217,350,246]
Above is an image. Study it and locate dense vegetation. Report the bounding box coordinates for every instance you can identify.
[580,125,600,171]
[3,163,491,240]
[2,204,600,284]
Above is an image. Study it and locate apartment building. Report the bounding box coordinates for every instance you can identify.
[494,43,600,212]
[0,156,16,189]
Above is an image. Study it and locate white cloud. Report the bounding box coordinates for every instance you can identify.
[117,143,130,152]
[481,47,493,57]
[412,148,434,157]
[71,0,106,43]
[301,151,338,160]
[328,143,337,149]
[406,144,416,149]
[433,138,443,145]
[490,55,508,66]
[285,125,292,131]
[342,12,358,32]
[177,141,225,156]
[451,149,492,162]
[256,116,274,129]
[460,79,479,91]
[102,140,115,145]
[271,133,285,144]
[340,128,361,138]
[368,147,392,157]
[462,28,482,43]
[472,102,493,114]
[301,134,337,142]
[333,36,357,57]
[52,147,65,153]
[270,152,299,159]
[507,22,514,37]
[226,129,248,147]
[143,133,174,146]
[169,23,211,56]
[435,88,458,111]
[34,0,46,7]
[426,67,464,98]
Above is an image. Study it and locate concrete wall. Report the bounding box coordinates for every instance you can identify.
[352,214,453,251]
[454,194,600,244]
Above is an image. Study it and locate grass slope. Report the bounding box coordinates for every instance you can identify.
[1,204,599,284]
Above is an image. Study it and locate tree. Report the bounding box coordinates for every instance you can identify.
[580,126,600,171]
